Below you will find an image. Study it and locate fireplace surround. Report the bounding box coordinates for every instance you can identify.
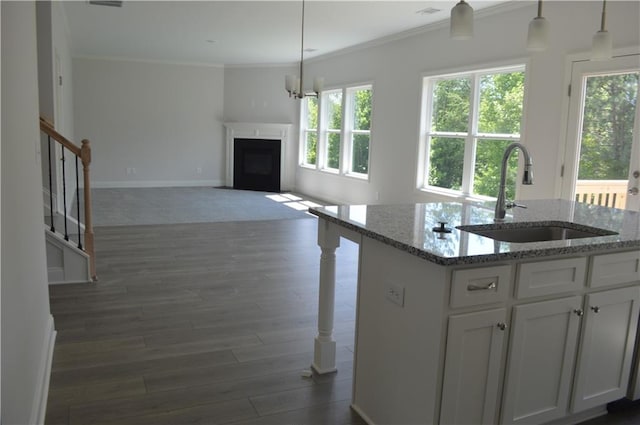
[224,122,292,191]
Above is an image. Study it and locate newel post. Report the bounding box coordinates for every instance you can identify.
[81,139,96,280]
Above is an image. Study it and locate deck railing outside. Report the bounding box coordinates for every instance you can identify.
[575,179,628,209]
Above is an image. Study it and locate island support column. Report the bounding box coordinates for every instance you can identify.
[312,219,340,374]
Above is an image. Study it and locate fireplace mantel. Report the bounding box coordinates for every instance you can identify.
[224,122,292,190]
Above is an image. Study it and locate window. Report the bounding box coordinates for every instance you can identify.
[323,90,343,171]
[299,84,373,178]
[347,86,372,175]
[301,96,318,166]
[418,65,525,200]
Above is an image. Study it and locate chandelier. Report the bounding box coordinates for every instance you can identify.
[285,0,323,99]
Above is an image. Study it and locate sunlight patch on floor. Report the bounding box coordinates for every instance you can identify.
[265,193,324,215]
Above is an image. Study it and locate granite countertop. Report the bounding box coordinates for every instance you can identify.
[309,199,640,266]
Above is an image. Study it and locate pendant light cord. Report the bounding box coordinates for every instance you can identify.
[537,0,543,18]
[600,0,607,31]
[299,0,305,97]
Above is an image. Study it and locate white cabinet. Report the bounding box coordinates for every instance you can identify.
[353,245,640,425]
[440,308,507,425]
[572,286,640,412]
[501,296,582,424]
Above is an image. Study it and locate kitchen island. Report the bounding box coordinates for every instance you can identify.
[308,199,640,425]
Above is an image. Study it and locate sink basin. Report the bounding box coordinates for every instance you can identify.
[457,222,617,243]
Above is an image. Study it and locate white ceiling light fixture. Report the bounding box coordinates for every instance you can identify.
[285,0,323,99]
[592,0,613,61]
[527,0,549,52]
[450,0,473,40]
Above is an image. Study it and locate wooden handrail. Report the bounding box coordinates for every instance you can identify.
[39,117,81,156]
[40,116,96,280]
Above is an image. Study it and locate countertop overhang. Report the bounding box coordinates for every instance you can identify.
[309,199,640,266]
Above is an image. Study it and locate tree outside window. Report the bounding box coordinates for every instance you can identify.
[421,66,525,200]
[349,87,372,175]
[300,83,373,179]
[324,90,342,170]
[301,96,318,166]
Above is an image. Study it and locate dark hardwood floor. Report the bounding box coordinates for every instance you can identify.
[46,218,364,425]
[45,216,640,425]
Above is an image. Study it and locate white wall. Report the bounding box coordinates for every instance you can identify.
[73,58,226,187]
[223,65,300,189]
[1,2,56,424]
[293,1,640,205]
[223,65,299,124]
[37,1,78,213]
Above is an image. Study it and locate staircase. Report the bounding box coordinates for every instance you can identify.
[40,116,96,283]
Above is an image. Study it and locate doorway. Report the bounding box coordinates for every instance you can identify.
[562,54,640,211]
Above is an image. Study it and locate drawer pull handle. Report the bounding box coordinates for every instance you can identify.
[573,309,584,317]
[467,281,497,291]
[591,306,601,313]
[497,322,507,331]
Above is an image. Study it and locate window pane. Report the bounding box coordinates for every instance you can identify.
[327,132,340,169]
[428,137,464,190]
[326,92,343,130]
[305,131,317,165]
[431,78,471,133]
[578,72,639,180]
[351,133,369,174]
[352,89,372,131]
[478,72,525,134]
[473,139,518,199]
[306,97,318,129]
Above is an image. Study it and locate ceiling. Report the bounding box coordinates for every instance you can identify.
[62,1,512,66]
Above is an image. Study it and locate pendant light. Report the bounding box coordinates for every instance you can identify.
[527,0,549,52]
[285,0,323,99]
[450,0,473,40]
[591,0,612,61]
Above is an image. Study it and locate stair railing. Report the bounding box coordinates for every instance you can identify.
[39,116,96,280]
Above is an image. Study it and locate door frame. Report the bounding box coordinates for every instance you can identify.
[557,47,640,207]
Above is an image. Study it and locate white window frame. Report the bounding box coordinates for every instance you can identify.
[320,88,343,173]
[417,64,526,200]
[345,85,372,178]
[299,96,318,168]
[298,83,373,180]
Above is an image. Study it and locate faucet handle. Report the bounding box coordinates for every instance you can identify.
[505,201,527,210]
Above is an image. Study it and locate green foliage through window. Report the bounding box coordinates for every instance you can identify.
[578,73,638,180]
[350,88,372,174]
[425,67,525,199]
[302,97,318,166]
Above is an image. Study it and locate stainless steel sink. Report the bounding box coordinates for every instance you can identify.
[457,222,617,243]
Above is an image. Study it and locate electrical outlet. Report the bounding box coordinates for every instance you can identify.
[131,168,137,174]
[385,283,405,307]
[196,167,202,174]
[126,167,132,175]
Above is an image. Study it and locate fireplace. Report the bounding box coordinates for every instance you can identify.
[223,122,292,191]
[233,138,281,192]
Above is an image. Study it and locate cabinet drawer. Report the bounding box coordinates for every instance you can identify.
[589,251,640,288]
[516,257,587,299]
[450,265,511,308]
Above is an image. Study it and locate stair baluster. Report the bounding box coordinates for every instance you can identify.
[75,156,83,250]
[61,145,69,241]
[47,135,55,232]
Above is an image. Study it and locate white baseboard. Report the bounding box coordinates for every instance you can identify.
[30,315,56,425]
[91,179,225,189]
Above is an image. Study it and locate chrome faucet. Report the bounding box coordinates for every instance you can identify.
[495,142,534,221]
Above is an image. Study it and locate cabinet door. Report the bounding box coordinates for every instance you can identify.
[440,308,507,425]
[501,296,582,425]
[572,286,640,412]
